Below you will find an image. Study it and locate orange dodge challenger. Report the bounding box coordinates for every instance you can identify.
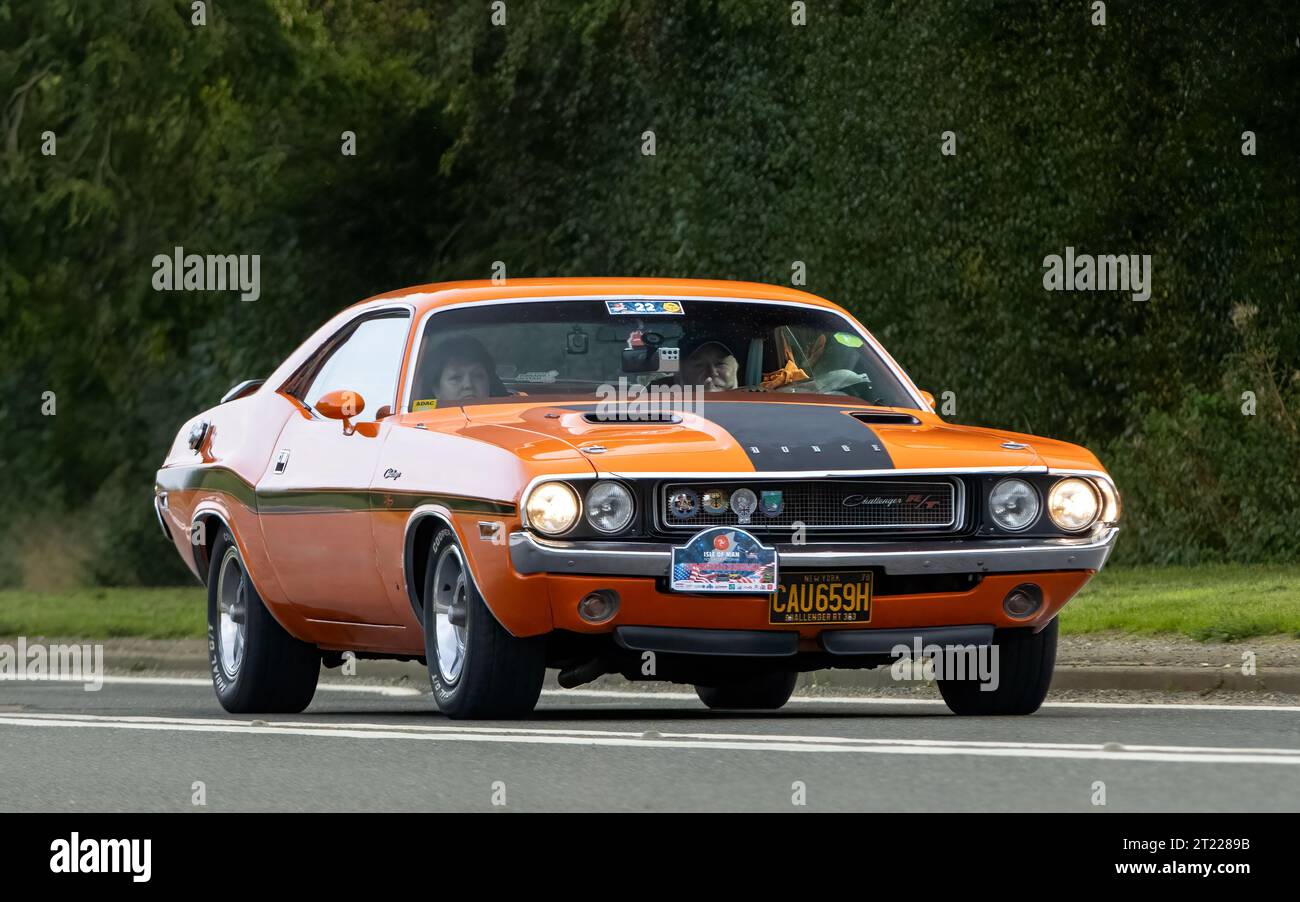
[155,278,1120,718]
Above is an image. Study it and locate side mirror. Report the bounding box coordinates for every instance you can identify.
[919,389,937,412]
[315,389,365,434]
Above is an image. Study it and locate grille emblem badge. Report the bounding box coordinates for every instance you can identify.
[731,488,758,524]
[668,489,699,519]
[701,490,729,514]
[760,490,784,517]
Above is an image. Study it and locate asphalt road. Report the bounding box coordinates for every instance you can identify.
[2,677,1298,812]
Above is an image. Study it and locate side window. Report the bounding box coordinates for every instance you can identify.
[301,313,411,422]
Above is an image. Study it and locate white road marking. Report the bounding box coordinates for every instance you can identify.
[0,674,420,697]
[1,711,1298,765]
[548,688,1300,713]
[6,675,1299,711]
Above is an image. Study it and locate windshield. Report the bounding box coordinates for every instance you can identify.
[406,298,918,410]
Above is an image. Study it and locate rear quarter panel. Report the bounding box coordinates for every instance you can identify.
[155,390,295,616]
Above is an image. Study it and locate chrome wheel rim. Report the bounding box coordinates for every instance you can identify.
[215,546,248,680]
[432,545,469,684]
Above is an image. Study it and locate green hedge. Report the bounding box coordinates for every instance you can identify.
[1,0,1296,585]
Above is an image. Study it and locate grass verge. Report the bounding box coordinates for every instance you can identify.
[0,587,205,639]
[0,565,1297,642]
[1063,564,1300,641]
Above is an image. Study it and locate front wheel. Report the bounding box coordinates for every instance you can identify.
[695,670,798,710]
[206,528,320,713]
[937,619,1058,716]
[423,527,546,719]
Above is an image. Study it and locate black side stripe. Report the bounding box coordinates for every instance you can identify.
[156,466,516,516]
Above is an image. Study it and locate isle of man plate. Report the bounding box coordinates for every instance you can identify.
[669,526,777,593]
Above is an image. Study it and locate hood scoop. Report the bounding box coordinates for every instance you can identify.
[850,411,921,426]
[581,411,683,425]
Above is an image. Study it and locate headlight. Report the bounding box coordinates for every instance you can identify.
[585,481,635,533]
[524,481,580,535]
[989,478,1040,531]
[1048,477,1101,531]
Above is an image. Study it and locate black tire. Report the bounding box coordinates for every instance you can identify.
[423,527,546,719]
[206,528,320,713]
[695,670,798,710]
[937,619,1058,715]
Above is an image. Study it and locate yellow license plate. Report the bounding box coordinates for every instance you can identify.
[768,570,872,624]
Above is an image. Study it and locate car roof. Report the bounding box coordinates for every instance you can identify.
[354,277,846,316]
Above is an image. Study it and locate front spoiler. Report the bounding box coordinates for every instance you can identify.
[509,527,1118,578]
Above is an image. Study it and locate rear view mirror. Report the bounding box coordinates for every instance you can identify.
[622,331,679,374]
[622,347,661,373]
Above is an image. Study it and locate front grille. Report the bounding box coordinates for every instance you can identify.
[655,478,961,533]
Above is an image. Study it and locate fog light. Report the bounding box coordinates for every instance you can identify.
[1003,584,1043,619]
[578,590,620,624]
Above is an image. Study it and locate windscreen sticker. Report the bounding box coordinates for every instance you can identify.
[412,399,438,411]
[833,331,865,348]
[514,370,559,383]
[606,300,684,316]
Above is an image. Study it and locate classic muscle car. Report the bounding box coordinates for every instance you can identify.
[155,278,1120,718]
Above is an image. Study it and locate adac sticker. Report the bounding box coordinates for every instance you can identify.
[412,399,438,411]
[605,300,684,316]
[670,526,777,594]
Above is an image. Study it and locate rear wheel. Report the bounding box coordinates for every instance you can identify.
[423,527,546,719]
[206,528,320,713]
[937,619,1058,715]
[695,670,798,710]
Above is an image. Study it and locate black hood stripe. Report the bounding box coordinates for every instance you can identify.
[570,401,895,471]
[691,402,894,471]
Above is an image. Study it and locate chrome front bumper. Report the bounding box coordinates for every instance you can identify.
[508,526,1119,578]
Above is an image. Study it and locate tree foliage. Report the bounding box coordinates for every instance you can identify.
[1,0,1296,585]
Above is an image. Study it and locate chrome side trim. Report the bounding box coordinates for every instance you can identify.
[219,378,265,405]
[508,527,1119,578]
[598,466,1049,480]
[153,492,172,541]
[188,507,238,586]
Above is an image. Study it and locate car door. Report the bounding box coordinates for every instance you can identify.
[257,306,413,625]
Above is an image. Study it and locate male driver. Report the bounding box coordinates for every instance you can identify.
[679,339,739,392]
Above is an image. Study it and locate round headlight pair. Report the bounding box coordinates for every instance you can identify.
[524,480,634,536]
[989,477,1103,532]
